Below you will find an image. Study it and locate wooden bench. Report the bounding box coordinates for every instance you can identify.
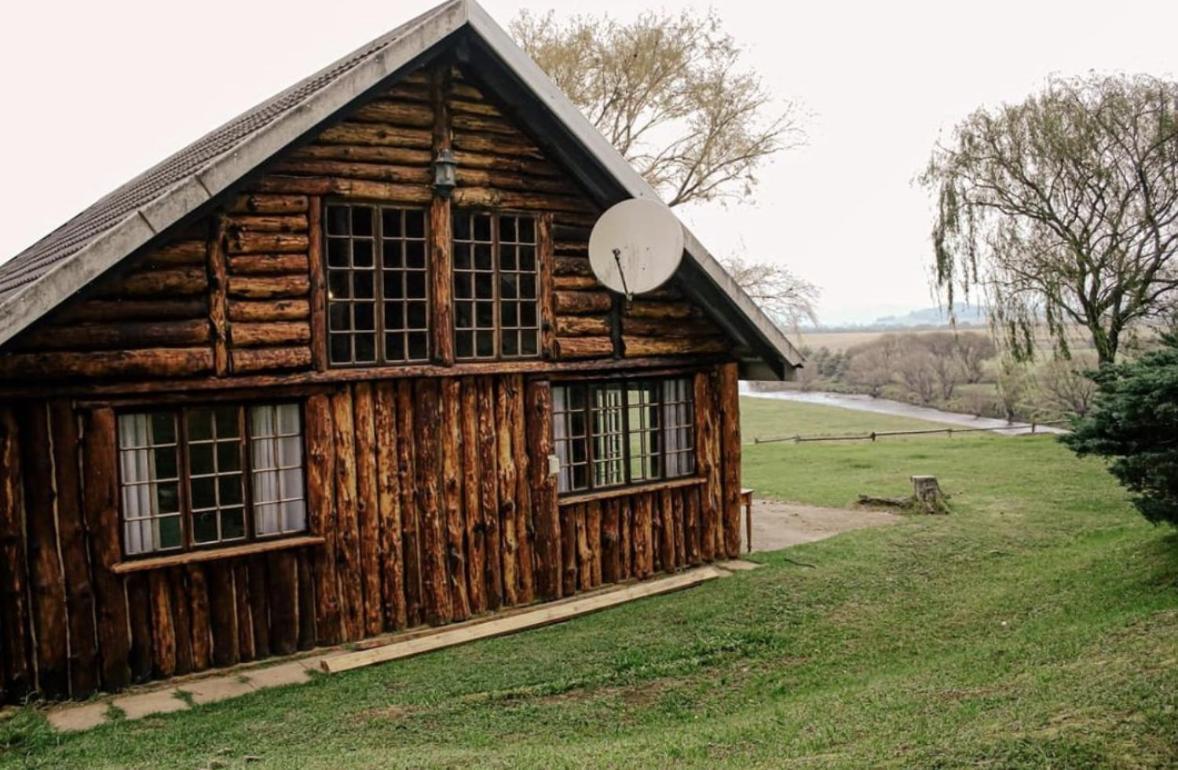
[740,488,754,553]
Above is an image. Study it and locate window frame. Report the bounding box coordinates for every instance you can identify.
[115,401,310,560]
[552,376,698,496]
[452,208,542,362]
[323,200,431,368]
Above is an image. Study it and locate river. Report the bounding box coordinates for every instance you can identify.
[739,386,1068,436]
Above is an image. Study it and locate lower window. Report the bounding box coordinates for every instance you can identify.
[117,402,307,557]
[552,377,696,495]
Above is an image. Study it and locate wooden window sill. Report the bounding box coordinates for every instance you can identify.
[111,535,325,574]
[558,476,705,507]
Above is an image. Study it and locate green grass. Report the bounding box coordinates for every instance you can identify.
[741,394,955,442]
[3,405,1177,769]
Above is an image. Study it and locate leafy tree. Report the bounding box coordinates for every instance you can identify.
[511,9,803,207]
[1063,336,1178,526]
[922,73,1178,365]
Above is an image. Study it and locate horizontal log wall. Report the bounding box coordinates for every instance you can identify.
[0,63,734,381]
[0,363,740,704]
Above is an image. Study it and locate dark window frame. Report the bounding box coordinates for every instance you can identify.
[115,401,309,560]
[453,209,541,361]
[324,200,431,368]
[553,376,697,496]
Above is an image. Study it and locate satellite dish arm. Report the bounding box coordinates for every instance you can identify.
[612,248,633,302]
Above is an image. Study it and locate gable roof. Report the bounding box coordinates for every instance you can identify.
[0,0,801,379]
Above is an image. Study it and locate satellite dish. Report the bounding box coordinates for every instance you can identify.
[588,199,684,298]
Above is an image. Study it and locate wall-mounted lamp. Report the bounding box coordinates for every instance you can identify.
[432,148,458,198]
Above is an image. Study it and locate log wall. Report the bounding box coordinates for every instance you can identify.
[0,363,742,703]
[0,56,748,705]
[0,64,729,382]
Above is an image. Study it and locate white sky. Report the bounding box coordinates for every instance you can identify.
[1,0,1175,325]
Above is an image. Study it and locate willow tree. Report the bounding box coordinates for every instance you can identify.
[922,74,1178,365]
[510,9,803,208]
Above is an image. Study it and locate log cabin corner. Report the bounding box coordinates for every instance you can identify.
[0,0,801,703]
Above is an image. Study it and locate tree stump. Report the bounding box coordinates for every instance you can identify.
[911,475,948,514]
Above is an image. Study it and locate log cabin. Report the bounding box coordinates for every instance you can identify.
[0,0,801,704]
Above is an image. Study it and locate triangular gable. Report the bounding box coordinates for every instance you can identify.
[0,0,800,378]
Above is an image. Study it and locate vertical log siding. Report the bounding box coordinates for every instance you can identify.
[0,365,740,703]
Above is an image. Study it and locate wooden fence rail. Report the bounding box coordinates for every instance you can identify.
[752,420,1070,445]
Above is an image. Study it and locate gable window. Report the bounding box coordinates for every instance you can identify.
[325,202,429,366]
[453,211,540,360]
[552,377,696,495]
[117,403,307,557]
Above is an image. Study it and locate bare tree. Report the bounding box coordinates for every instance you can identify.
[920,332,966,400]
[895,346,940,404]
[845,334,905,398]
[719,255,820,332]
[511,9,804,207]
[1035,357,1098,418]
[921,73,1178,365]
[995,358,1032,422]
[952,333,998,384]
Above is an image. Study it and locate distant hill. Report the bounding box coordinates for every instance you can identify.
[803,305,988,333]
[870,305,987,328]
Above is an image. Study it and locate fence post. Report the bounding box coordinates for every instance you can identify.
[870,431,876,442]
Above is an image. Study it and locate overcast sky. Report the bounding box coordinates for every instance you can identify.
[1,1,1175,325]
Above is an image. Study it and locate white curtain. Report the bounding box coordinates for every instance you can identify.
[662,380,683,477]
[553,386,572,492]
[251,404,306,535]
[118,414,158,555]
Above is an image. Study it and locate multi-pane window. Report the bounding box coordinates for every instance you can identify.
[249,404,307,537]
[117,403,307,557]
[325,203,429,366]
[661,379,696,477]
[186,406,246,546]
[590,384,626,488]
[453,211,540,360]
[552,377,696,495]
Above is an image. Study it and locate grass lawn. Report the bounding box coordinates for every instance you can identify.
[3,403,1176,768]
[740,394,956,442]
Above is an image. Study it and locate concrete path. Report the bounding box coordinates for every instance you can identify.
[47,652,347,733]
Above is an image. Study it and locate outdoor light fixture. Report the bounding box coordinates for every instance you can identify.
[432,148,458,198]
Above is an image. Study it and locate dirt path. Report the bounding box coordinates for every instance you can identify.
[745,498,898,552]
